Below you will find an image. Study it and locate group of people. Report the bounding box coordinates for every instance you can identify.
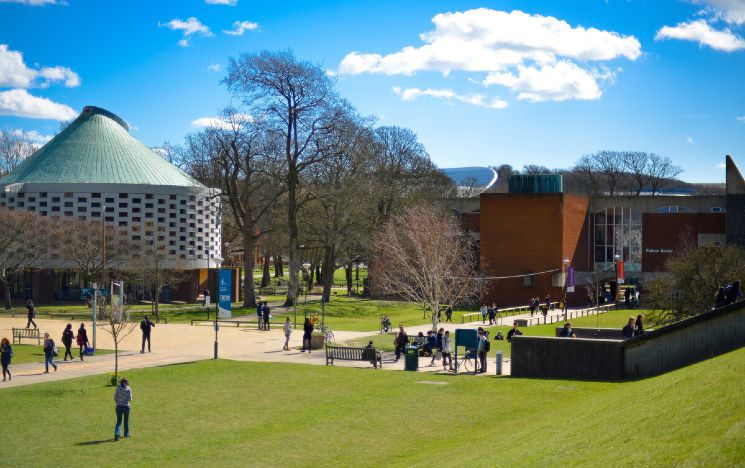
[622,314,645,339]
[715,281,741,308]
[393,326,455,371]
[528,295,552,317]
[255,302,272,330]
[479,303,499,325]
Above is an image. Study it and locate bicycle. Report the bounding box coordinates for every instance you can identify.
[453,348,479,374]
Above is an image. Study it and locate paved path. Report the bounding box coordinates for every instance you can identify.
[0,306,611,388]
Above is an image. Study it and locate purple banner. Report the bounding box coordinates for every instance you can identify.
[567,266,575,288]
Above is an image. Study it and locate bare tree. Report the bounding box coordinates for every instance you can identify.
[96,299,137,382]
[0,209,56,309]
[646,153,683,195]
[60,219,129,287]
[370,204,483,331]
[224,49,346,307]
[0,130,36,176]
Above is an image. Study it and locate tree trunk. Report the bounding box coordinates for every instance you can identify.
[315,265,322,285]
[355,263,359,281]
[307,262,315,292]
[1,278,11,310]
[114,339,119,381]
[243,235,257,308]
[345,263,353,295]
[261,254,271,287]
[285,170,300,307]
[321,245,335,303]
[154,287,160,322]
[273,254,281,278]
[431,303,439,332]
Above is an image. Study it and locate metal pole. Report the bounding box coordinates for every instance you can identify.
[321,297,325,324]
[214,269,218,359]
[92,283,97,351]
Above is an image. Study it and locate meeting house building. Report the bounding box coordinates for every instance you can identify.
[0,106,228,304]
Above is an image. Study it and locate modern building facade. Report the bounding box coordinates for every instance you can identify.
[470,157,743,308]
[0,106,225,303]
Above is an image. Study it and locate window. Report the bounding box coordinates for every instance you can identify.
[146,194,154,199]
[119,193,128,198]
[652,206,695,213]
[523,274,534,287]
[64,201,73,207]
[594,206,641,271]
[105,198,114,203]
[92,193,101,198]
[52,197,60,203]
[77,197,87,203]
[710,207,725,213]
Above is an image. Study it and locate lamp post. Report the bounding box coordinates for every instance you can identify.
[301,261,311,319]
[212,255,223,359]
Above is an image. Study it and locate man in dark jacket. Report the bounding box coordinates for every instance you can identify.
[26,300,37,329]
[140,316,155,353]
[394,326,407,362]
[506,322,522,342]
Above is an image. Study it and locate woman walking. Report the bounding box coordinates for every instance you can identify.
[61,324,75,361]
[283,317,292,351]
[441,330,453,371]
[43,333,58,373]
[1,337,12,381]
[114,377,133,440]
[301,318,314,353]
[77,323,89,361]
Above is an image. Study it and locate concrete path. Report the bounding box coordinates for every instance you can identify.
[0,306,611,388]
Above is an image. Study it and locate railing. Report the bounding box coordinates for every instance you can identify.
[461,302,560,323]
[513,303,616,327]
[189,318,287,328]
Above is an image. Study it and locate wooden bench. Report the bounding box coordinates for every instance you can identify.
[12,327,41,344]
[325,346,382,368]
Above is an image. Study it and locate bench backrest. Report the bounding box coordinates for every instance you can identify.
[13,328,40,337]
[326,346,377,361]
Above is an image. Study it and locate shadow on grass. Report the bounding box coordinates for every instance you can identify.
[75,438,115,446]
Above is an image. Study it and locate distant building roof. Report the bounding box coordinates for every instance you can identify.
[440,166,497,194]
[0,106,203,188]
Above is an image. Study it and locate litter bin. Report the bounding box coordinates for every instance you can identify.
[404,346,419,371]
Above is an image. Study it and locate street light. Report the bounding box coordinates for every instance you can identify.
[301,261,311,320]
[562,257,570,320]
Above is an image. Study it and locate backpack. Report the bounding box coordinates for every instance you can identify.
[483,339,491,352]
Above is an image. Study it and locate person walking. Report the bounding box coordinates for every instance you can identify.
[430,328,444,366]
[43,333,58,373]
[488,306,496,325]
[139,316,155,353]
[262,302,270,331]
[256,303,263,330]
[25,299,37,329]
[61,324,75,361]
[480,305,487,324]
[445,306,452,322]
[1,337,12,381]
[441,330,453,371]
[283,317,292,351]
[301,318,314,353]
[114,377,133,441]
[394,325,407,362]
[77,323,89,361]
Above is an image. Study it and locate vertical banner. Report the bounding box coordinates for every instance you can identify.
[218,269,232,319]
[566,266,575,293]
[617,260,625,284]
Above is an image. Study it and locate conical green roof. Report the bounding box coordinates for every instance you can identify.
[0,106,203,188]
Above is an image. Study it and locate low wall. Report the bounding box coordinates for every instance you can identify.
[511,336,624,379]
[623,301,745,378]
[512,301,745,380]
[554,327,625,340]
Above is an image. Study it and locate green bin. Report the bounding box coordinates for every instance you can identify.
[404,346,419,371]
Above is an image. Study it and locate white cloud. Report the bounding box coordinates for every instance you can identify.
[737,115,745,122]
[223,20,259,36]
[655,19,745,51]
[716,162,727,168]
[483,60,602,102]
[325,69,337,78]
[0,88,76,120]
[207,63,221,72]
[11,128,53,144]
[338,8,640,103]
[697,0,745,25]
[191,114,253,130]
[686,136,694,144]
[0,44,81,88]
[159,17,213,47]
[0,0,65,5]
[392,86,507,109]
[205,0,236,4]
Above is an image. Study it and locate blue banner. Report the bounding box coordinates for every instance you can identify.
[218,269,232,319]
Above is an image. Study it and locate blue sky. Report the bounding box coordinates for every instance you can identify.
[1,0,744,182]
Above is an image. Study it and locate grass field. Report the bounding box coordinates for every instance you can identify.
[2,344,114,365]
[0,347,743,466]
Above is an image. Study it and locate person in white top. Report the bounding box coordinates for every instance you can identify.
[441,330,453,371]
[283,317,292,351]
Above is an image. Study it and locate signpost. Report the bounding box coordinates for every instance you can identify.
[218,269,232,320]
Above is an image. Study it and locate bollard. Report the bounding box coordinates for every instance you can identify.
[495,351,503,375]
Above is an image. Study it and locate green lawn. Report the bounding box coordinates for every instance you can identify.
[1,348,744,466]
[3,344,114,365]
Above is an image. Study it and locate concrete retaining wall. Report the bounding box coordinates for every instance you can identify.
[554,327,625,340]
[512,301,745,380]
